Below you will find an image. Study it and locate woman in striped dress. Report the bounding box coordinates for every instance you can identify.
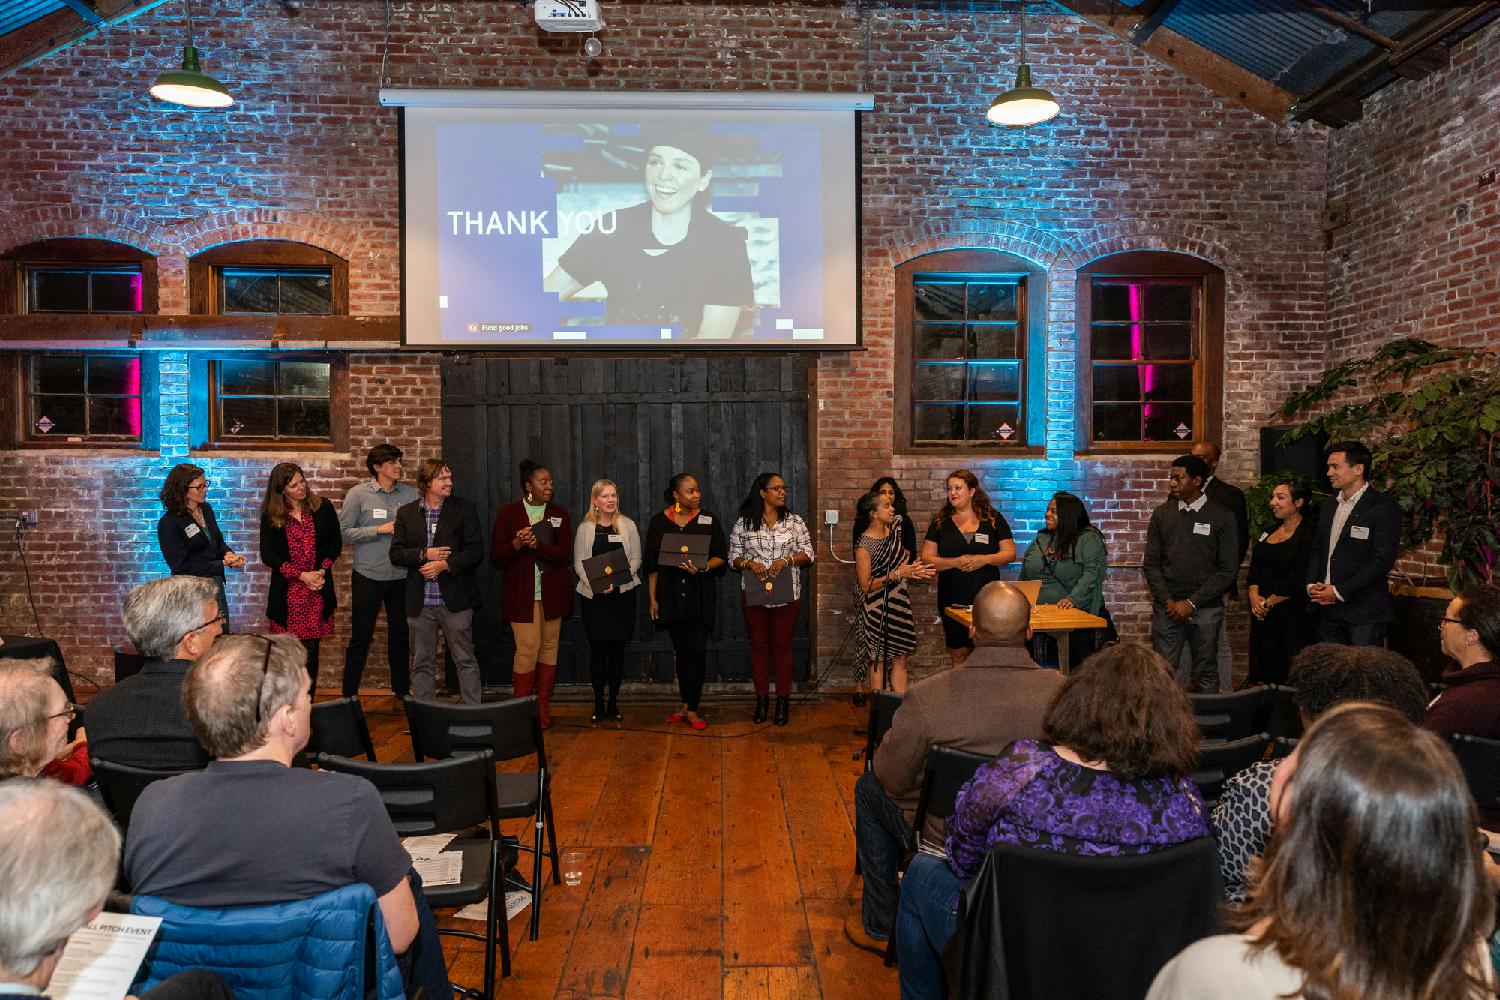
[855,490,934,693]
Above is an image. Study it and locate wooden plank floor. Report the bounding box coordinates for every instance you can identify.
[361,692,898,999]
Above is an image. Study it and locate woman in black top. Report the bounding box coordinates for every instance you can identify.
[852,476,917,561]
[644,473,727,730]
[1246,478,1315,686]
[156,463,246,626]
[920,469,1016,666]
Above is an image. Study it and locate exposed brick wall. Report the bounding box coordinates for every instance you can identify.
[0,0,1340,684]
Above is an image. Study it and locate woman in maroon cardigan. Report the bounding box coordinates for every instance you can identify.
[491,458,574,727]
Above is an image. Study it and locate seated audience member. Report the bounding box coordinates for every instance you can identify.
[86,576,222,769]
[1150,703,1494,999]
[1019,490,1109,662]
[846,582,1064,954]
[1213,644,1428,902]
[895,643,1211,1000]
[123,634,448,997]
[0,661,86,782]
[1425,583,1500,741]
[0,780,234,1000]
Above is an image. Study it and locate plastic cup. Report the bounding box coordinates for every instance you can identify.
[562,850,586,886]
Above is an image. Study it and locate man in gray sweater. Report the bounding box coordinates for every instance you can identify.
[845,582,1063,953]
[1143,453,1240,692]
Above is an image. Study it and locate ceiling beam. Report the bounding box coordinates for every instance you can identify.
[1051,0,1296,121]
[1131,0,1186,44]
[1283,0,1398,50]
[55,0,105,26]
[0,0,173,79]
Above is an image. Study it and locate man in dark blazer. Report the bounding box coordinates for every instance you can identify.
[1192,441,1249,685]
[391,459,485,703]
[1305,440,1402,645]
[86,576,219,770]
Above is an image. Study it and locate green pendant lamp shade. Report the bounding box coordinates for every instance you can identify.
[150,2,233,109]
[987,7,1058,128]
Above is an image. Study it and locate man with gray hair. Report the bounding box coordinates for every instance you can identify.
[86,575,223,770]
[124,634,448,996]
[0,780,232,998]
[0,662,81,780]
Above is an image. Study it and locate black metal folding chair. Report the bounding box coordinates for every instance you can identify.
[404,695,559,941]
[1190,687,1271,742]
[307,696,378,761]
[90,758,194,835]
[1191,733,1274,808]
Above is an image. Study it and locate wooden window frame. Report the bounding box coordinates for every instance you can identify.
[1,238,159,315]
[0,351,160,450]
[895,249,1048,455]
[189,241,349,316]
[189,352,349,453]
[1074,251,1224,455]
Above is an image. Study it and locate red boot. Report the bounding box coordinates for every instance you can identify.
[513,669,536,702]
[536,662,557,729]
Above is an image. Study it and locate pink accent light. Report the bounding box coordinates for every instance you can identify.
[1129,284,1152,436]
[125,356,142,437]
[130,273,143,313]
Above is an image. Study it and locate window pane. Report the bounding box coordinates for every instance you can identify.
[970,362,1020,401]
[33,356,85,395]
[278,361,331,397]
[967,403,1020,442]
[87,356,140,395]
[1091,283,1136,322]
[1144,324,1193,360]
[220,397,276,438]
[221,272,280,314]
[279,398,331,439]
[31,395,85,436]
[279,272,334,315]
[913,280,964,322]
[915,362,966,402]
[1142,363,1194,402]
[1143,403,1195,443]
[1093,403,1142,442]
[219,360,276,396]
[968,283,1017,321]
[31,271,89,312]
[914,324,966,361]
[91,272,141,313]
[1146,284,1193,322]
[87,396,142,438]
[1091,324,1136,361]
[970,324,1018,359]
[1092,364,1143,402]
[914,403,964,441]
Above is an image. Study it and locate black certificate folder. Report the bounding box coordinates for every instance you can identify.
[745,568,794,607]
[582,548,630,590]
[658,533,711,568]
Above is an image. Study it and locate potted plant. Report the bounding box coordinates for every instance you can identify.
[1276,338,1498,677]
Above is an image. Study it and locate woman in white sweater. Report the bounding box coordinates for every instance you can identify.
[573,479,642,723]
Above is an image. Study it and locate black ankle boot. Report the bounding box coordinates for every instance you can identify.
[753,696,770,724]
[592,693,605,724]
[774,696,790,727]
[606,694,622,722]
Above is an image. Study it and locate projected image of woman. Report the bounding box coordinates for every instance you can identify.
[544,131,754,340]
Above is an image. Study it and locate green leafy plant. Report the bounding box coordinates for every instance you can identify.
[1279,337,1499,591]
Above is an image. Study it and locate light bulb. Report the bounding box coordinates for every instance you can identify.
[583,35,602,58]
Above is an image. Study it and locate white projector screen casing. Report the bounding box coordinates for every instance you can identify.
[389,89,868,350]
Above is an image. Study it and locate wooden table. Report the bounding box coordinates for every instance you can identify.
[944,606,1108,674]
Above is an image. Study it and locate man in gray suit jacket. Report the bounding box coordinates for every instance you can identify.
[846,582,1063,953]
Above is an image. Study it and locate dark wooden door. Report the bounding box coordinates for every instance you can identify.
[441,355,812,689]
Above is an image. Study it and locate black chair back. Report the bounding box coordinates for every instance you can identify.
[307,697,378,761]
[1190,687,1270,741]
[1260,684,1302,739]
[1270,736,1298,760]
[404,695,543,766]
[314,751,495,835]
[1191,733,1272,806]
[911,746,991,850]
[862,690,903,771]
[1450,733,1500,821]
[946,838,1222,1000]
[90,759,194,833]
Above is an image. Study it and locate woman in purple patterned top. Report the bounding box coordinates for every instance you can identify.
[895,643,1211,1000]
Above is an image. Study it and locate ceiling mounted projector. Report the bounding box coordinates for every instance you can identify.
[534,0,605,32]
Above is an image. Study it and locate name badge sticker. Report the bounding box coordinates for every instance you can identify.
[608,534,623,543]
[549,516,562,528]
[974,533,990,544]
[372,508,387,520]
[698,515,713,524]
[1258,531,1268,542]
[1350,525,1370,539]
[1193,522,1212,536]
[184,523,201,538]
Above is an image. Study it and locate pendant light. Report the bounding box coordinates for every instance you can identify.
[987,5,1059,128]
[150,0,234,109]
